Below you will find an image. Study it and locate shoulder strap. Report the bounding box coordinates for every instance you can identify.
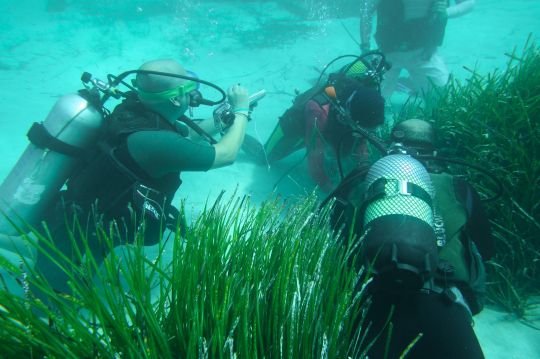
[104,97,176,141]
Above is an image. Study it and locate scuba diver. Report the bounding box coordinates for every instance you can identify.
[245,53,387,193]
[0,58,252,295]
[327,118,495,358]
[360,0,476,98]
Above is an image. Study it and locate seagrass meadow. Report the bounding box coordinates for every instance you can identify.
[0,195,372,358]
[397,38,540,319]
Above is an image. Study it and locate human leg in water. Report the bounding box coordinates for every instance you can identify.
[360,291,484,359]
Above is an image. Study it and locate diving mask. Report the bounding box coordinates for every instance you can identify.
[135,70,200,104]
[136,81,197,103]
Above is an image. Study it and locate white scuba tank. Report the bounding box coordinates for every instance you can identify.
[0,93,103,236]
[361,154,439,290]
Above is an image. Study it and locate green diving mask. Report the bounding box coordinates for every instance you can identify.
[136,81,198,103]
[341,59,380,88]
[321,52,390,91]
[344,59,368,78]
[134,70,200,104]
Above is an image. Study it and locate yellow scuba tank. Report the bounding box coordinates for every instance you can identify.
[0,93,103,237]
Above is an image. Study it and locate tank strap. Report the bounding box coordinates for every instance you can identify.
[27,122,86,157]
[364,178,433,209]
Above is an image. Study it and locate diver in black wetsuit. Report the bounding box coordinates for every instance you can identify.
[330,119,492,358]
[36,59,251,294]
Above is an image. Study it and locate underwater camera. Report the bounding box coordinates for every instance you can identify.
[213,89,267,132]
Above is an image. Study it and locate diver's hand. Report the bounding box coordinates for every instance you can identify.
[228,84,249,111]
[432,0,448,20]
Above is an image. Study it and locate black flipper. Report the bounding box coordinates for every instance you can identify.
[241,134,268,165]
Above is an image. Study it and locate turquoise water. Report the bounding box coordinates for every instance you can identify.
[1,1,538,209]
[0,1,539,357]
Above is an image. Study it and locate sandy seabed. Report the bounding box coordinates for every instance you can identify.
[0,0,539,357]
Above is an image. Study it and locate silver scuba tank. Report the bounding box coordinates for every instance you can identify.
[0,93,103,236]
[361,154,439,290]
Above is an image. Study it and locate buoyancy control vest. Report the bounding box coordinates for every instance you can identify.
[375,0,448,52]
[430,173,486,314]
[61,95,183,246]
